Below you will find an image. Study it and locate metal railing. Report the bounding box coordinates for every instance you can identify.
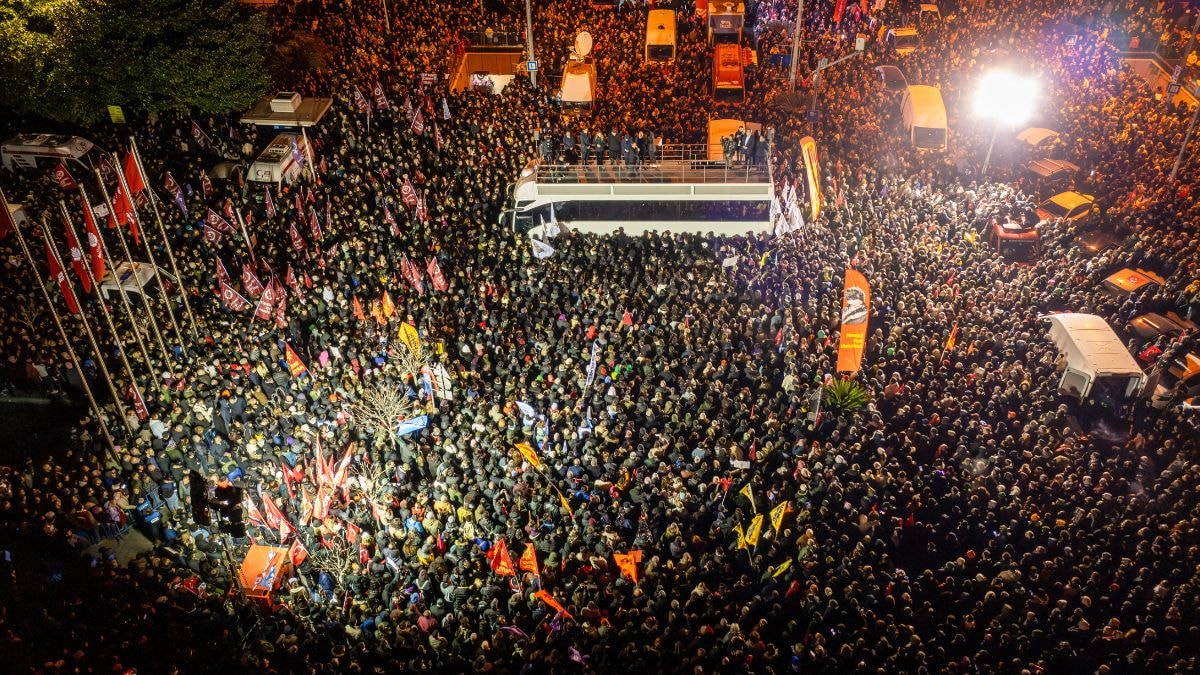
[463,29,526,48]
[534,161,770,185]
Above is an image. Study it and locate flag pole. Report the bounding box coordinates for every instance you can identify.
[129,137,200,338]
[234,207,257,265]
[5,191,122,458]
[60,199,159,396]
[37,214,134,435]
[110,154,185,349]
[91,171,174,370]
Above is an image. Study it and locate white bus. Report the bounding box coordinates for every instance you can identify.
[645,9,677,63]
[901,85,947,150]
[249,133,308,184]
[499,157,773,236]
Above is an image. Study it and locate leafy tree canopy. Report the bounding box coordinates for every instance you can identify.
[0,0,269,124]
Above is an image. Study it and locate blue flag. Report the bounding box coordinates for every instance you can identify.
[394,415,429,436]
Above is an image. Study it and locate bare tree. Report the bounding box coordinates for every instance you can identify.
[351,382,419,445]
[307,539,359,590]
[387,340,425,381]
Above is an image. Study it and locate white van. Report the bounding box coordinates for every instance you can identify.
[1,134,101,172]
[901,85,947,150]
[646,9,677,63]
[249,133,308,184]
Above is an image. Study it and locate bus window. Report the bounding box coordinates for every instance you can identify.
[645,10,677,63]
[712,44,745,103]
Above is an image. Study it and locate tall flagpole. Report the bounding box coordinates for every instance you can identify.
[60,199,158,395]
[234,207,257,264]
[38,215,134,435]
[129,137,200,337]
[110,154,185,349]
[6,199,121,461]
[93,169,173,368]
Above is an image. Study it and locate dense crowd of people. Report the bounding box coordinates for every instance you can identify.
[2,0,1200,672]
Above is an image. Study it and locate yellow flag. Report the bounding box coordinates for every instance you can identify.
[772,558,793,578]
[770,501,790,534]
[739,484,756,513]
[745,514,764,547]
[559,492,574,517]
[514,442,541,469]
[398,321,421,358]
[732,522,747,550]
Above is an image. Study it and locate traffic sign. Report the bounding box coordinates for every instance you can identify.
[1172,65,1183,80]
[527,60,538,72]
[1168,83,1181,95]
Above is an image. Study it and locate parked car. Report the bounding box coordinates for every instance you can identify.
[1037,190,1095,222]
[1100,267,1166,298]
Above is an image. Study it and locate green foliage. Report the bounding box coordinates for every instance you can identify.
[822,379,870,415]
[0,0,269,124]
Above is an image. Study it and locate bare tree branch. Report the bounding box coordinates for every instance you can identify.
[307,539,358,589]
[351,382,419,442]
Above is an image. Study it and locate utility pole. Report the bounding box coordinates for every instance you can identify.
[1169,82,1200,182]
[525,0,537,88]
[1166,11,1200,104]
[788,0,806,91]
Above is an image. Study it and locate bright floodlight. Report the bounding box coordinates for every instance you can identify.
[974,71,1039,125]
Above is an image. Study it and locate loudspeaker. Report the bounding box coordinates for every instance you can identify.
[188,470,210,526]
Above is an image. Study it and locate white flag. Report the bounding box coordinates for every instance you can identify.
[531,238,556,259]
[585,341,599,389]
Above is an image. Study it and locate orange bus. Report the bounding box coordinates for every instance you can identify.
[712,43,745,103]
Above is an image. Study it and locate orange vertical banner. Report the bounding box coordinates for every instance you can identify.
[836,269,870,373]
[799,136,822,223]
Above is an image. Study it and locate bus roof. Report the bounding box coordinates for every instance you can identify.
[647,9,676,45]
[904,85,947,128]
[707,119,761,160]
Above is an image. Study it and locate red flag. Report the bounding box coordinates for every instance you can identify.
[82,200,105,282]
[223,198,235,222]
[63,217,92,294]
[411,109,425,135]
[352,294,366,321]
[163,172,180,195]
[289,223,307,252]
[425,256,448,292]
[285,264,304,300]
[0,197,12,241]
[331,443,354,489]
[244,494,267,529]
[401,177,418,208]
[372,81,390,109]
[833,0,846,23]
[52,162,77,191]
[273,279,288,329]
[403,96,414,119]
[200,172,214,199]
[518,542,540,576]
[261,492,293,539]
[45,242,80,314]
[533,589,572,618]
[253,276,278,321]
[434,124,444,150]
[621,309,633,327]
[220,280,252,312]
[344,519,361,544]
[215,257,229,284]
[191,121,210,148]
[309,207,323,242]
[352,86,371,113]
[383,201,397,226]
[288,539,309,568]
[111,183,139,245]
[284,342,309,377]
[122,151,145,195]
[202,224,223,246]
[401,255,425,296]
[381,290,395,319]
[241,265,264,299]
[487,538,516,577]
[128,382,149,421]
[206,208,235,234]
[415,191,428,223]
[264,186,276,218]
[945,320,960,352]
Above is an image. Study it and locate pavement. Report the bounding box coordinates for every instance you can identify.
[82,528,155,567]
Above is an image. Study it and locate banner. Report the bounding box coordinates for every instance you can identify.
[518,542,540,576]
[613,550,642,584]
[487,538,516,576]
[799,136,822,223]
[398,321,420,357]
[833,0,847,23]
[835,269,870,373]
[585,341,599,389]
[284,342,309,377]
[394,415,429,436]
[515,442,541,469]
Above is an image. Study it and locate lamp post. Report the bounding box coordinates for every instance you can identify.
[525,0,537,88]
[788,0,806,92]
[974,71,1038,177]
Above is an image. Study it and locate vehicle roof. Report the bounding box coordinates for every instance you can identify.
[1103,268,1166,293]
[1130,313,1187,337]
[1016,127,1059,146]
[892,27,918,36]
[1043,191,1094,210]
[1028,158,1080,177]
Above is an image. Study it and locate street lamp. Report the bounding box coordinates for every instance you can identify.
[974,71,1039,177]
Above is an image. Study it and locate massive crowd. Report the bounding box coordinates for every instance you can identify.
[1,0,1199,672]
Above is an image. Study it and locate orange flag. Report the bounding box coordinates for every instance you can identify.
[370,300,385,325]
[613,550,642,584]
[518,542,540,576]
[945,320,959,352]
[352,294,365,321]
[533,589,573,619]
[381,290,395,319]
[488,538,516,576]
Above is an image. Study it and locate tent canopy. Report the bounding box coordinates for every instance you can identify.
[1040,313,1144,395]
